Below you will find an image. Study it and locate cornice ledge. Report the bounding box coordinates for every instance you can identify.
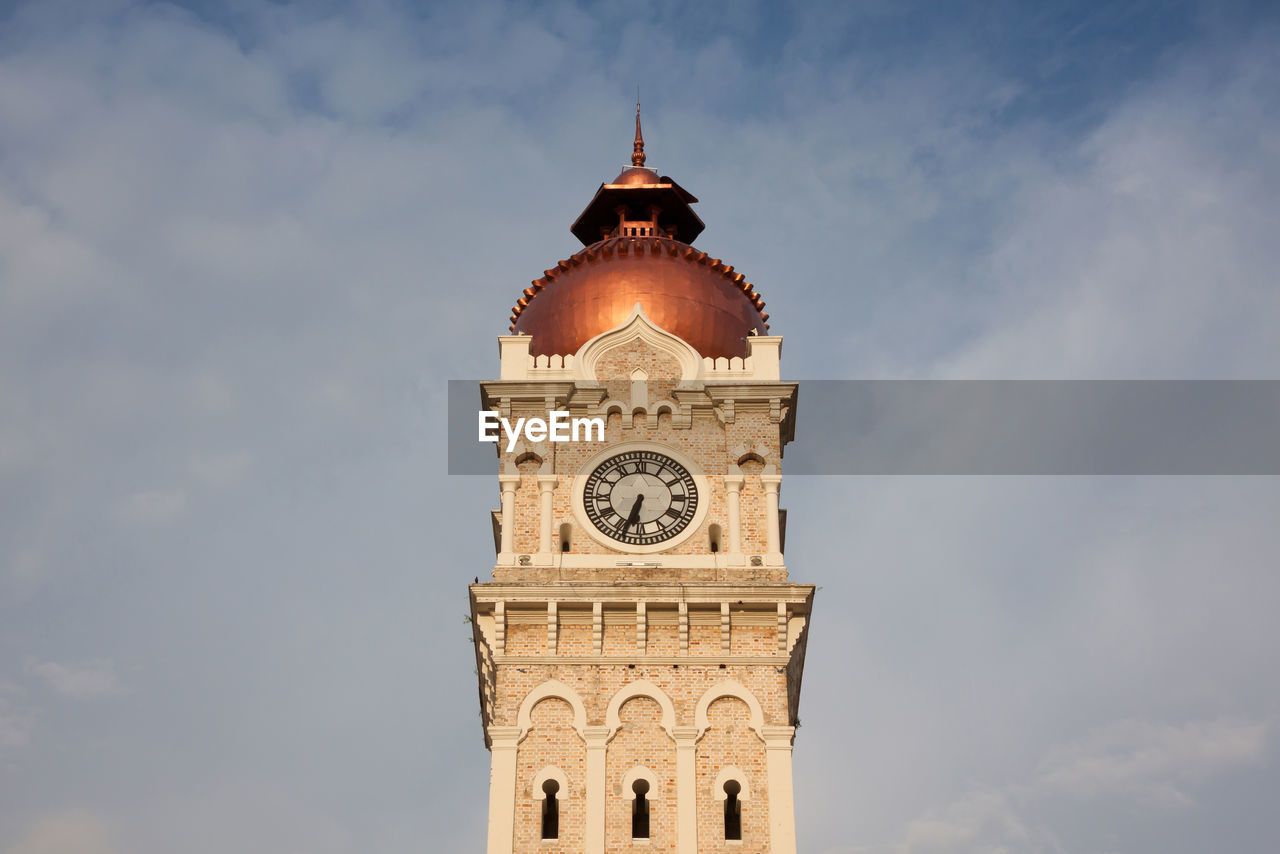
[471,581,816,603]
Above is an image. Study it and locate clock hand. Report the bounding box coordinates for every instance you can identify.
[621,493,644,533]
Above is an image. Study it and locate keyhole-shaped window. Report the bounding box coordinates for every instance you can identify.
[541,779,560,840]
[723,779,742,840]
[631,778,650,839]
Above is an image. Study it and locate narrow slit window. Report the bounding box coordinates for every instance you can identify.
[541,779,560,840]
[709,524,722,553]
[631,779,650,839]
[559,523,572,553]
[723,779,742,840]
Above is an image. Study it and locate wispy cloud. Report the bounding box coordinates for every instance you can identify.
[3,811,118,854]
[1035,717,1269,807]
[188,450,251,487]
[26,659,121,700]
[0,2,1277,854]
[0,681,32,754]
[863,716,1270,854]
[113,489,187,525]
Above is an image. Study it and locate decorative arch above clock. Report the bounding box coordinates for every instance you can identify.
[573,304,703,384]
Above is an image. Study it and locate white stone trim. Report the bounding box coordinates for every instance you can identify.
[693,680,766,742]
[497,473,520,564]
[537,474,557,555]
[621,765,663,800]
[516,679,588,740]
[532,765,571,799]
[672,726,700,853]
[584,726,611,854]
[574,304,703,383]
[499,553,785,570]
[485,726,522,854]
[604,680,677,739]
[763,725,798,854]
[712,766,752,801]
[570,440,711,555]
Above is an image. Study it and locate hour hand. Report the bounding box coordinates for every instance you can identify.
[621,493,644,533]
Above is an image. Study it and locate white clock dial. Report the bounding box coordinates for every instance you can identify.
[582,450,699,546]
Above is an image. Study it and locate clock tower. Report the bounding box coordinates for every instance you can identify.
[469,113,814,854]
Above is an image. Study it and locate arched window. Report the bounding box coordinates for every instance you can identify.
[631,778,650,839]
[708,523,722,553]
[620,765,662,841]
[559,522,572,552]
[723,779,742,841]
[541,779,560,840]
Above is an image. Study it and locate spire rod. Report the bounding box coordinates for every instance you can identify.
[631,94,646,167]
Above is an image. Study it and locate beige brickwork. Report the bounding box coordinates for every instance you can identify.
[695,698,769,851]
[515,699,587,851]
[605,698,677,851]
[471,308,811,853]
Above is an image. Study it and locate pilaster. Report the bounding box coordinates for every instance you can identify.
[486,726,523,854]
[673,725,700,854]
[762,724,798,854]
[583,725,612,854]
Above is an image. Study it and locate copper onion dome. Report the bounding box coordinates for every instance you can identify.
[508,109,769,359]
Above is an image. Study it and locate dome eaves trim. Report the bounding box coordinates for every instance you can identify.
[507,235,770,332]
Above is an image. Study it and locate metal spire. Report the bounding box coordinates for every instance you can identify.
[631,93,646,167]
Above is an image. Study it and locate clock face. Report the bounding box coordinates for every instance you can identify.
[582,450,699,547]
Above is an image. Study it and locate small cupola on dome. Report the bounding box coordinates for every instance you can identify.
[509,109,770,359]
[569,107,706,245]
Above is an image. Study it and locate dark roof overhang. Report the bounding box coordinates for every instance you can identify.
[569,177,706,246]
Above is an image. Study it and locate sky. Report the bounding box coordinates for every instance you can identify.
[1,1,1278,852]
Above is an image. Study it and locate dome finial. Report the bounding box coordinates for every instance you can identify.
[631,93,646,167]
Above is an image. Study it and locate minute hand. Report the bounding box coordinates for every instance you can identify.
[621,493,644,534]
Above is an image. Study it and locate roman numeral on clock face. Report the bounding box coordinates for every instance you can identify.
[583,449,699,546]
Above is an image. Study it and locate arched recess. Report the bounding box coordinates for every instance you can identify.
[517,680,588,741]
[621,765,663,800]
[694,679,766,742]
[605,680,677,739]
[728,440,772,469]
[532,765,571,799]
[513,449,544,469]
[596,399,631,429]
[573,304,703,383]
[713,766,752,801]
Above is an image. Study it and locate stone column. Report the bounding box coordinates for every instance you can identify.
[762,725,798,854]
[760,473,782,565]
[724,473,744,556]
[583,725,612,854]
[673,725,701,854]
[498,474,520,563]
[485,726,523,854]
[537,474,557,556]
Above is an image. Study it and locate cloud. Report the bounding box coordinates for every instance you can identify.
[941,34,1280,379]
[3,811,118,854]
[901,789,1063,854]
[866,716,1270,854]
[1034,717,1270,807]
[113,489,187,525]
[0,681,32,754]
[188,450,251,487]
[0,3,1277,854]
[26,659,121,700]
